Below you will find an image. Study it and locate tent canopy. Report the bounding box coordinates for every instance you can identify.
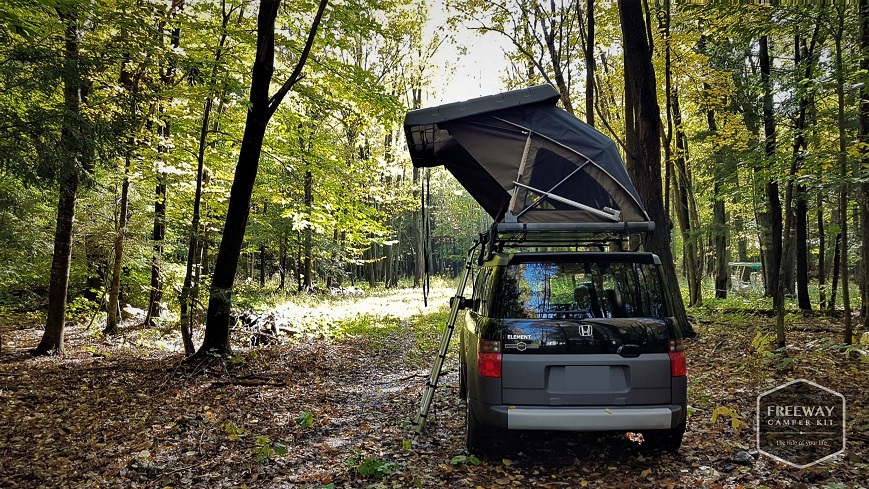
[404,85,651,227]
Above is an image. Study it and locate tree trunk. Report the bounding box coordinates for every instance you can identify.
[790,28,820,312]
[706,100,728,299]
[33,7,88,356]
[670,89,702,307]
[260,245,266,287]
[146,2,184,326]
[538,1,573,115]
[180,3,234,355]
[303,169,313,290]
[617,0,693,336]
[795,185,810,309]
[829,227,840,311]
[833,7,853,344]
[104,162,131,335]
[818,192,827,309]
[194,0,327,358]
[179,94,213,356]
[758,35,785,349]
[145,169,166,325]
[859,0,869,329]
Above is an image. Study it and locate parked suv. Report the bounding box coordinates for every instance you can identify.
[459,250,687,454]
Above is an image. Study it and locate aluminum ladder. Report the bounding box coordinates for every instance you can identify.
[412,241,481,432]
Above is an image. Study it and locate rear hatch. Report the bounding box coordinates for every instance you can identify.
[499,318,673,406]
[486,253,677,407]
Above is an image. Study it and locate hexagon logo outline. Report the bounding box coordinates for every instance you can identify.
[756,378,846,469]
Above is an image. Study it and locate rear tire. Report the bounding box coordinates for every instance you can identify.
[458,358,467,399]
[465,402,496,456]
[641,419,686,452]
[458,335,468,399]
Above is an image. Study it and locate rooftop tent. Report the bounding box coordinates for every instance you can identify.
[404,85,652,229]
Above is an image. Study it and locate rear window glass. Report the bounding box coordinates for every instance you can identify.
[490,261,667,319]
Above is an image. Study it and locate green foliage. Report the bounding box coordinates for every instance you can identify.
[348,455,398,479]
[295,410,314,428]
[333,313,401,340]
[251,435,288,463]
[751,331,776,358]
[223,422,246,441]
[67,296,98,316]
[449,454,481,466]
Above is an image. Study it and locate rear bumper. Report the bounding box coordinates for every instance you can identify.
[472,401,685,431]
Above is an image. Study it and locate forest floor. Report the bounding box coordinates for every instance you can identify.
[0,287,868,488]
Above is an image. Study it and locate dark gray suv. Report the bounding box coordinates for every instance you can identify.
[459,250,687,454]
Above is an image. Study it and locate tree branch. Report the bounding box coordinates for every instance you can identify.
[267,0,329,117]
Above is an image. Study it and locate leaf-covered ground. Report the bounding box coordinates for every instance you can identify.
[1,288,868,488]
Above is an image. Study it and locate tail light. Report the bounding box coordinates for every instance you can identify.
[477,339,502,378]
[668,338,687,377]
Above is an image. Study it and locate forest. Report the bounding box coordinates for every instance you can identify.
[0,0,868,487]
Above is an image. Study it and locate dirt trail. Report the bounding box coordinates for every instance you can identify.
[0,293,866,488]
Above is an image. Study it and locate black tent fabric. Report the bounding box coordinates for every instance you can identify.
[404,85,651,225]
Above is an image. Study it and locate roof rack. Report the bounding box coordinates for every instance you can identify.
[480,220,656,258]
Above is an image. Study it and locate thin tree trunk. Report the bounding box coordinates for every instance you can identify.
[260,245,266,288]
[104,161,131,335]
[146,2,184,326]
[818,192,828,309]
[537,1,573,115]
[671,89,701,306]
[705,96,728,299]
[791,26,820,312]
[859,0,869,329]
[758,35,785,348]
[829,227,840,311]
[303,169,313,290]
[34,7,88,356]
[145,169,166,325]
[833,7,853,344]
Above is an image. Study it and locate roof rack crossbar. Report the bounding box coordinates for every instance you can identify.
[496,221,654,234]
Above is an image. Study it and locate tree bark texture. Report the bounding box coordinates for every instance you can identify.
[833,8,853,344]
[617,0,693,336]
[145,170,166,325]
[791,29,819,311]
[34,7,87,356]
[303,169,313,290]
[859,0,869,328]
[105,164,130,334]
[757,35,785,348]
[196,0,327,358]
[705,100,729,299]
[670,89,702,307]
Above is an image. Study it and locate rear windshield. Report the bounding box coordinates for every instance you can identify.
[490,261,667,319]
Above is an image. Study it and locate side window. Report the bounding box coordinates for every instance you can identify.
[472,267,491,314]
